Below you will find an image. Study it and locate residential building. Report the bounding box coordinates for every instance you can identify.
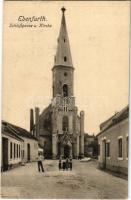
[1,121,24,171]
[1,121,39,171]
[84,134,98,158]
[97,105,129,175]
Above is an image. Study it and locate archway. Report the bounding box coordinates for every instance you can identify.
[27,143,30,162]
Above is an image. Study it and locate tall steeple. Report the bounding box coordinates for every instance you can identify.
[54,7,73,67]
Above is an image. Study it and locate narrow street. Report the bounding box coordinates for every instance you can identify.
[1,160,128,199]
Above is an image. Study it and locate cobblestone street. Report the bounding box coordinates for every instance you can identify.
[1,160,128,199]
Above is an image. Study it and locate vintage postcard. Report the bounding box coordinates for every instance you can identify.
[1,1,130,199]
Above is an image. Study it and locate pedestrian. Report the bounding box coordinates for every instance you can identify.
[37,153,44,172]
[62,160,66,171]
[66,157,69,171]
[69,158,72,171]
[59,158,62,170]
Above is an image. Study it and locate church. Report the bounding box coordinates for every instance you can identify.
[30,7,85,159]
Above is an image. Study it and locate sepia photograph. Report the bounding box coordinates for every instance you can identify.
[1,1,130,199]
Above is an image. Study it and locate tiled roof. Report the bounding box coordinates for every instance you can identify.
[2,121,38,141]
[2,121,24,142]
[97,105,129,137]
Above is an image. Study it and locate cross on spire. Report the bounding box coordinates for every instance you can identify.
[61,7,66,14]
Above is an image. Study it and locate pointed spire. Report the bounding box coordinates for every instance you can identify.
[54,7,73,67]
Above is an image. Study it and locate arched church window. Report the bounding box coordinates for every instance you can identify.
[63,84,68,97]
[62,116,69,131]
[64,56,67,62]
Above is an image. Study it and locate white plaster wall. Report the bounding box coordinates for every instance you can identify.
[2,133,22,165]
[21,137,38,162]
[98,118,128,169]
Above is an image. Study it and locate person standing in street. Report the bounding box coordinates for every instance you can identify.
[37,153,44,172]
[62,160,66,171]
[69,157,72,171]
[66,157,69,171]
[59,158,62,170]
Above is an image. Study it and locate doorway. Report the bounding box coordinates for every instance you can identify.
[27,143,30,162]
[2,137,8,171]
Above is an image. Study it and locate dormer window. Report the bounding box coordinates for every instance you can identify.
[64,56,67,62]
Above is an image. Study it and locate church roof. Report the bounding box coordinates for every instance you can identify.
[38,104,52,136]
[54,7,73,68]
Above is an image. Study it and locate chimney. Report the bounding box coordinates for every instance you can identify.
[30,109,34,134]
[35,107,40,138]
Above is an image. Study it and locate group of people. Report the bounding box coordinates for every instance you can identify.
[59,157,72,171]
[37,153,73,172]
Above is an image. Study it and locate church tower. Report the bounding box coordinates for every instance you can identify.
[32,7,85,159]
[52,7,74,98]
[51,7,85,159]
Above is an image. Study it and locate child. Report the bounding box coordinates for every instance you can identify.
[69,158,72,171]
[59,158,62,170]
[62,160,66,171]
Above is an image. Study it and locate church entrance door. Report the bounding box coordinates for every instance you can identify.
[64,145,70,158]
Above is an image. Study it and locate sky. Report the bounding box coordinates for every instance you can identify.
[2,1,130,134]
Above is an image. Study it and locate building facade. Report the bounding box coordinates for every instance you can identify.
[30,8,85,159]
[97,105,129,175]
[8,122,39,162]
[84,134,98,158]
[1,121,24,171]
[1,121,39,171]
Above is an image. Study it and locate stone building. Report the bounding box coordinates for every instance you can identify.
[97,105,129,175]
[30,8,85,159]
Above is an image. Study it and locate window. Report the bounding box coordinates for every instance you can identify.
[14,143,16,158]
[63,84,68,97]
[64,56,67,62]
[10,142,12,159]
[19,145,20,158]
[106,142,110,157]
[63,106,68,112]
[64,38,66,42]
[62,116,69,131]
[126,136,128,158]
[118,138,123,158]
[17,144,18,158]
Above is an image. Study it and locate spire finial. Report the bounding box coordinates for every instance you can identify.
[61,7,66,14]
